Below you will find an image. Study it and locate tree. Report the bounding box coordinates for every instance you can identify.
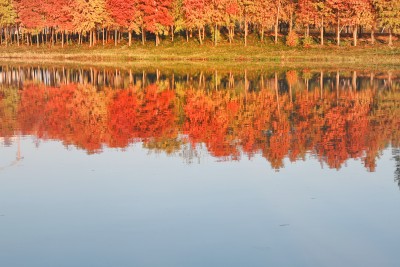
[348,0,374,46]
[106,0,139,46]
[183,0,208,44]
[297,0,317,38]
[238,0,256,46]
[0,0,17,46]
[71,0,111,47]
[171,0,185,42]
[138,0,173,46]
[327,0,352,46]
[373,0,400,46]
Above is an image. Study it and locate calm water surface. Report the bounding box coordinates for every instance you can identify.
[0,65,399,267]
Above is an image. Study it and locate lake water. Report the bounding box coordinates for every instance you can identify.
[1,65,400,267]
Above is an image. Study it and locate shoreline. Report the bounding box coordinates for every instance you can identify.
[1,43,400,70]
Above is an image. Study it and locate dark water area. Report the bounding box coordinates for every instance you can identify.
[1,64,400,267]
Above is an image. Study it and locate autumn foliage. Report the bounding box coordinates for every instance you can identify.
[0,0,399,46]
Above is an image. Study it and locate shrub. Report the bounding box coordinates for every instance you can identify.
[302,36,314,48]
[286,31,299,47]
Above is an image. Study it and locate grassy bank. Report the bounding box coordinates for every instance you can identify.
[1,39,400,67]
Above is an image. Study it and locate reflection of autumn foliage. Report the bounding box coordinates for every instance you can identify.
[184,90,240,159]
[18,84,108,153]
[107,85,177,148]
[0,86,19,139]
[2,81,399,171]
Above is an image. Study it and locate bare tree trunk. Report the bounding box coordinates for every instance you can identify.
[214,24,218,46]
[155,32,159,46]
[244,18,248,46]
[353,25,357,46]
[337,17,340,46]
[261,27,264,42]
[115,29,117,46]
[320,17,324,45]
[16,27,19,46]
[93,29,97,46]
[198,28,202,45]
[142,27,145,45]
[389,28,393,46]
[274,1,281,44]
[5,27,8,47]
[371,28,375,45]
[128,31,132,46]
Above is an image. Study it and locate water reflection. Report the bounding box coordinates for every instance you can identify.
[0,66,399,173]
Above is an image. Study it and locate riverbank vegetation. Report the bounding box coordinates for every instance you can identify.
[0,0,399,49]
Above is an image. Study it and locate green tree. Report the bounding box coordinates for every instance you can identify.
[373,0,400,46]
[0,0,17,46]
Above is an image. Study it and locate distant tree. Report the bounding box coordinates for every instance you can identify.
[373,0,400,46]
[0,0,17,46]
[106,0,139,46]
[254,0,274,42]
[138,0,173,46]
[348,0,374,46]
[183,0,208,44]
[224,0,239,44]
[71,0,111,47]
[171,0,185,42]
[326,0,352,46]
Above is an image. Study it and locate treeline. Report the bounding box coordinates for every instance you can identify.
[0,0,399,47]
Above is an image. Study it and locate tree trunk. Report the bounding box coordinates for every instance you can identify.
[214,24,218,46]
[103,28,105,46]
[171,25,174,42]
[371,29,375,45]
[115,29,117,46]
[93,29,96,46]
[261,27,264,42]
[155,32,159,46]
[275,0,281,44]
[128,31,132,46]
[353,25,357,46]
[61,31,64,48]
[336,18,340,46]
[389,28,393,46]
[5,27,8,47]
[320,17,324,45]
[244,20,248,46]
[198,28,202,45]
[37,32,39,47]
[16,28,19,46]
[142,27,145,45]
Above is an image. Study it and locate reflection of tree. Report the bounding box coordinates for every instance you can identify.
[0,72,399,172]
[0,86,19,138]
[393,148,400,189]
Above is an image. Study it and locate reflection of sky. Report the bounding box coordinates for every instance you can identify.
[0,137,399,267]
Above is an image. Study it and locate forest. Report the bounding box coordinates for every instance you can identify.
[0,0,399,48]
